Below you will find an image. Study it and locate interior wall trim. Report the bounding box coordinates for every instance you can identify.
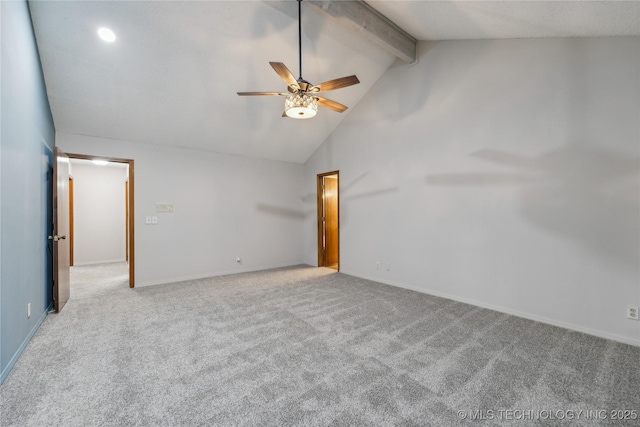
[135,262,307,288]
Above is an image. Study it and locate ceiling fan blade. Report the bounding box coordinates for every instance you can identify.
[316,97,348,113]
[237,92,288,96]
[270,62,300,90]
[312,75,360,93]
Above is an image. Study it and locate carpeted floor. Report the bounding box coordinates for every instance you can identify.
[69,261,129,300]
[1,265,638,426]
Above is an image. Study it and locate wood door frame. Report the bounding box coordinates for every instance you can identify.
[69,176,74,266]
[125,180,129,262]
[66,152,136,288]
[317,171,340,270]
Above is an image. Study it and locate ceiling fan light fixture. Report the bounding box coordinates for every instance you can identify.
[285,93,317,119]
[237,0,358,118]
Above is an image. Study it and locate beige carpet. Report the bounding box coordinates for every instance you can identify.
[1,265,638,426]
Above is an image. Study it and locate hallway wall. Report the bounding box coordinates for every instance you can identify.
[71,161,128,265]
[58,132,305,286]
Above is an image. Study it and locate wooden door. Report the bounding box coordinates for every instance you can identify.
[317,172,339,271]
[52,148,71,312]
[324,176,339,269]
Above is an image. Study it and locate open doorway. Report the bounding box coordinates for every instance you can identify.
[66,153,135,299]
[317,171,339,270]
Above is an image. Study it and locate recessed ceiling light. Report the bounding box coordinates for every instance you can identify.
[97,27,116,42]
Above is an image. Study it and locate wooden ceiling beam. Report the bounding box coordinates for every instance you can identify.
[307,0,417,63]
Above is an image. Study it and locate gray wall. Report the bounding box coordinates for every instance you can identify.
[304,37,640,345]
[71,161,128,265]
[1,0,56,382]
[58,132,305,286]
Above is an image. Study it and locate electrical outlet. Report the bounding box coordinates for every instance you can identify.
[627,306,639,320]
[376,261,380,269]
[27,303,31,318]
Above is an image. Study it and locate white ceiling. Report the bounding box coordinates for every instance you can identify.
[29,1,640,164]
[369,1,640,41]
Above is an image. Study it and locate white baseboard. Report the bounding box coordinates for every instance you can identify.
[340,269,640,348]
[73,258,126,266]
[136,261,306,287]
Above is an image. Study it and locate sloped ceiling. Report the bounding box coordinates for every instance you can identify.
[369,0,639,40]
[29,1,396,163]
[28,1,640,164]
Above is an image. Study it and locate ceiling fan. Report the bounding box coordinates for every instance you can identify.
[237,0,360,119]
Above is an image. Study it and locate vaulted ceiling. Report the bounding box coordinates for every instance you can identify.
[28,1,639,164]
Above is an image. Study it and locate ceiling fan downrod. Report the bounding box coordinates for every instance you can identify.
[297,0,303,82]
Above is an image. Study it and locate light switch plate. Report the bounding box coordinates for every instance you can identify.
[156,203,174,213]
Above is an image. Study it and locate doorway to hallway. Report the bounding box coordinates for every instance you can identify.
[317,171,339,271]
[52,151,135,312]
